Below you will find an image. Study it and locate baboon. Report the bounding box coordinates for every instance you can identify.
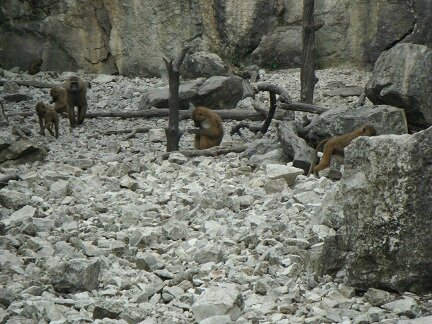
[189,106,224,150]
[50,86,68,115]
[28,58,43,75]
[65,75,88,127]
[308,124,377,177]
[35,102,59,138]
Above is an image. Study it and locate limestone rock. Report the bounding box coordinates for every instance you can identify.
[305,105,408,147]
[48,258,101,293]
[319,127,432,294]
[366,43,432,128]
[191,285,244,322]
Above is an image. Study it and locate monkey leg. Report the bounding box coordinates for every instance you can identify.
[313,145,334,173]
[194,135,201,150]
[54,120,59,138]
[68,105,76,127]
[77,104,87,125]
[37,116,45,136]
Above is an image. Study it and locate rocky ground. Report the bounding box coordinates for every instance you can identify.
[0,67,431,323]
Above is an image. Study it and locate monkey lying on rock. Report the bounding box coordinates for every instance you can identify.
[189,106,224,150]
[308,124,377,177]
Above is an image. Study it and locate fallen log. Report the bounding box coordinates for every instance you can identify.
[160,145,247,160]
[279,102,328,114]
[6,109,266,122]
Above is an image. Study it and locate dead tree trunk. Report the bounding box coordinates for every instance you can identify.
[300,0,322,103]
[231,82,293,136]
[163,46,190,152]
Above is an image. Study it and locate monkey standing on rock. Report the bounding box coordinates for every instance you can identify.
[308,124,377,177]
[65,75,88,127]
[35,102,59,138]
[189,106,224,149]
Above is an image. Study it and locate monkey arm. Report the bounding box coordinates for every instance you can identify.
[188,128,221,139]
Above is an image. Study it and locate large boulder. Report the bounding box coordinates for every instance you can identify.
[304,105,408,147]
[365,43,432,128]
[181,51,229,79]
[251,26,302,69]
[316,127,432,294]
[139,76,254,110]
[0,133,48,166]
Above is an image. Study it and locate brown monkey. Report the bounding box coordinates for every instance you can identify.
[35,102,59,138]
[28,58,43,75]
[308,124,376,177]
[50,86,68,115]
[64,75,88,127]
[189,106,224,149]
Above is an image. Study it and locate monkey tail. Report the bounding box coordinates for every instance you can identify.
[307,139,328,177]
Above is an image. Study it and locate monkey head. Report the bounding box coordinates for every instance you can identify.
[67,76,83,93]
[35,101,47,114]
[361,125,377,136]
[191,106,208,126]
[50,87,63,103]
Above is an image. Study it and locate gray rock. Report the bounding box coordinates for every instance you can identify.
[3,81,19,94]
[382,297,421,318]
[1,205,36,227]
[191,285,244,322]
[251,26,302,69]
[48,258,101,293]
[364,288,394,306]
[181,51,229,79]
[278,121,314,174]
[366,43,432,128]
[129,228,160,248]
[0,189,31,210]
[319,128,432,294]
[139,76,253,110]
[135,252,164,272]
[162,220,189,240]
[0,140,47,165]
[305,105,408,147]
[265,163,304,186]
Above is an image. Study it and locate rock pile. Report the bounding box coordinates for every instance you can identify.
[0,67,431,323]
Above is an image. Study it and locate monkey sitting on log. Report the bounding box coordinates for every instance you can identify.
[35,102,59,138]
[50,86,68,115]
[28,58,43,75]
[189,106,224,150]
[65,75,88,127]
[308,124,377,177]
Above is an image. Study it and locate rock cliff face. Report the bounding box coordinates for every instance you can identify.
[0,0,430,76]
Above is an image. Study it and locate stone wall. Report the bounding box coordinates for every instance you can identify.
[0,0,430,76]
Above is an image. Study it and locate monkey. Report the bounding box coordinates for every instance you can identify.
[64,75,88,127]
[50,86,68,115]
[35,102,59,138]
[189,106,224,150]
[308,124,377,177]
[28,58,43,75]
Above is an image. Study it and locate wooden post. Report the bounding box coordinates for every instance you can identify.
[163,46,190,152]
[300,0,322,103]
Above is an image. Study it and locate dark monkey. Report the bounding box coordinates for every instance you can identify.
[28,58,43,75]
[65,75,88,127]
